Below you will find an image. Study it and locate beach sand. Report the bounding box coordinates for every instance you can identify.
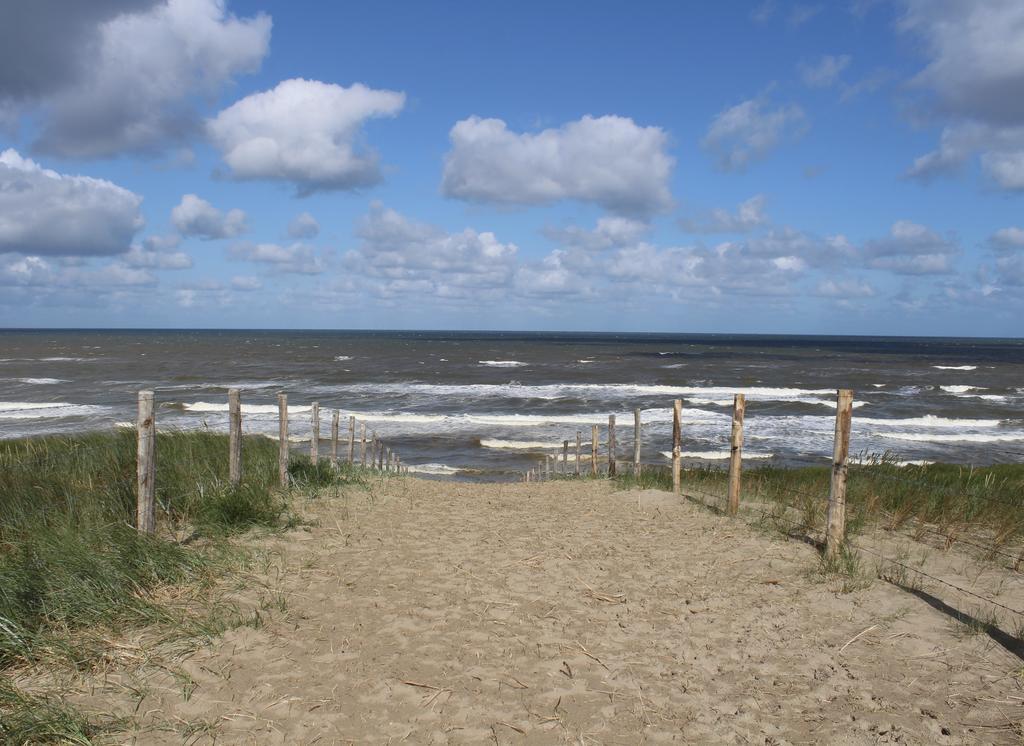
[63,477,1024,743]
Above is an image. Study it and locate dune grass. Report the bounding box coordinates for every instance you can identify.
[613,457,1024,552]
[0,429,369,743]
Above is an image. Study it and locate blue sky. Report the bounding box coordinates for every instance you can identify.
[1,0,1022,335]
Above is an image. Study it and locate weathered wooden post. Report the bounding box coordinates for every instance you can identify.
[378,438,385,471]
[545,454,552,479]
[347,415,356,464]
[136,390,156,534]
[826,389,854,558]
[278,393,289,488]
[562,440,569,474]
[331,410,340,467]
[633,407,642,476]
[608,414,617,477]
[386,447,392,472]
[672,399,682,496]
[228,388,242,486]
[360,422,367,466]
[591,425,599,476]
[575,431,582,476]
[310,402,320,464]
[727,394,745,516]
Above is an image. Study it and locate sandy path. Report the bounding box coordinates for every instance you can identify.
[77,478,1024,744]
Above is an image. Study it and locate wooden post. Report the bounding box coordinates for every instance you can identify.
[672,399,682,496]
[278,393,289,488]
[562,440,569,474]
[378,438,385,471]
[545,455,552,479]
[310,402,320,464]
[136,390,156,534]
[607,415,616,477]
[575,431,581,476]
[727,394,745,516]
[331,410,340,467]
[371,433,378,470]
[591,425,599,476]
[386,447,392,472]
[228,388,242,486]
[826,389,854,558]
[360,422,367,466]
[347,415,356,464]
[633,407,642,476]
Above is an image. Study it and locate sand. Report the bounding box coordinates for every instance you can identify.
[59,478,1024,743]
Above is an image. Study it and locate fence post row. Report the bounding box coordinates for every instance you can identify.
[575,431,581,476]
[826,389,854,558]
[310,402,320,464]
[136,390,156,534]
[607,415,616,477]
[278,393,289,488]
[331,410,340,466]
[633,408,642,477]
[348,415,356,464]
[228,387,242,486]
[727,394,745,516]
[671,399,682,496]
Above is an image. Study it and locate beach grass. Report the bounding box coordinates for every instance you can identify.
[614,457,1024,553]
[0,429,367,742]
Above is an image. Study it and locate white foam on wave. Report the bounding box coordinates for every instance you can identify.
[183,402,312,415]
[933,365,977,371]
[481,438,580,450]
[877,432,1024,443]
[325,382,844,403]
[659,450,774,460]
[15,378,68,385]
[940,385,983,393]
[576,359,596,364]
[661,363,685,369]
[857,415,1002,428]
[870,384,886,388]
[39,357,93,362]
[334,355,352,361]
[478,360,528,367]
[0,401,108,419]
[955,393,1010,402]
[406,463,462,475]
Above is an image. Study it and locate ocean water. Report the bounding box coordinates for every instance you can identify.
[1,330,1023,479]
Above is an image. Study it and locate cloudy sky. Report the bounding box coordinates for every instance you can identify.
[1,0,1022,335]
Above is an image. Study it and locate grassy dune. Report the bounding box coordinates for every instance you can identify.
[614,458,1024,551]
[0,429,364,743]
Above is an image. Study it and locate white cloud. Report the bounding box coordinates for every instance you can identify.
[816,278,875,297]
[348,205,518,296]
[679,195,769,233]
[543,216,649,251]
[980,150,1024,190]
[702,96,806,171]
[288,211,320,239]
[230,275,262,291]
[900,1,1024,190]
[27,0,270,158]
[441,115,674,217]
[990,226,1024,250]
[863,220,958,275]
[208,78,405,195]
[0,149,143,256]
[228,240,326,274]
[799,55,851,88]
[123,244,193,269]
[171,194,246,239]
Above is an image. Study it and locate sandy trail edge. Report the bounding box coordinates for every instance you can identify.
[58,478,1024,743]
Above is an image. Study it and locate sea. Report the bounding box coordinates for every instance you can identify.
[1,330,1022,480]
